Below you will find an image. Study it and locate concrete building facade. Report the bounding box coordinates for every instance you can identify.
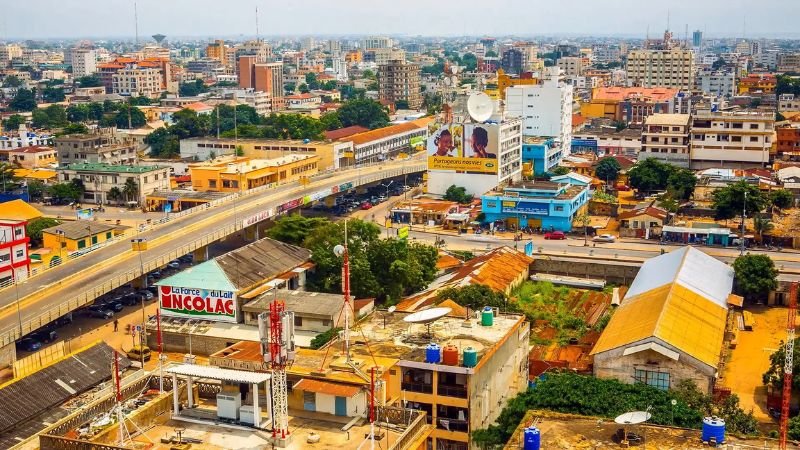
[69,48,97,77]
[55,133,137,166]
[57,163,170,205]
[639,114,691,168]
[690,110,775,169]
[378,60,422,109]
[626,48,695,90]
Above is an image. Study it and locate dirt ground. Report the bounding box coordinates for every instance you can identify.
[721,306,787,424]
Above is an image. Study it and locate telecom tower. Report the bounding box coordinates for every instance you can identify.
[260,300,295,447]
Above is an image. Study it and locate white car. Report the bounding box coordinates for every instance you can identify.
[593,234,616,243]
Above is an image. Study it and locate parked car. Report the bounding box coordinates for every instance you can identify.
[53,313,73,328]
[126,345,152,362]
[615,184,631,191]
[167,260,180,269]
[86,305,114,319]
[17,337,42,352]
[402,185,412,192]
[593,234,617,243]
[31,328,58,344]
[360,202,373,210]
[149,270,162,279]
[122,293,141,306]
[138,290,154,300]
[544,231,566,240]
[377,194,388,202]
[146,285,158,296]
[178,254,193,263]
[97,299,124,312]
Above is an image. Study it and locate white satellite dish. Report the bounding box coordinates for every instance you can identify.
[403,307,452,324]
[614,411,652,425]
[467,92,493,123]
[388,306,396,313]
[450,65,459,75]
[442,77,452,87]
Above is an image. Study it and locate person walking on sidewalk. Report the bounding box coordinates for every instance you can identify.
[113,318,119,332]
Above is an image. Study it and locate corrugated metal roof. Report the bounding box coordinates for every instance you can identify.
[166,364,271,384]
[156,260,236,292]
[214,238,311,291]
[294,378,361,397]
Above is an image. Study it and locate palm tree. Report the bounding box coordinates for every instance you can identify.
[107,186,123,205]
[753,216,774,243]
[122,178,139,204]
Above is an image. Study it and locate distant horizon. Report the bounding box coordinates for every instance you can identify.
[3,0,799,41]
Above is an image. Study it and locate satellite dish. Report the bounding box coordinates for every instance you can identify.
[614,411,652,425]
[333,245,345,257]
[442,77,451,87]
[388,306,396,313]
[403,307,452,324]
[467,92,493,123]
[450,65,459,75]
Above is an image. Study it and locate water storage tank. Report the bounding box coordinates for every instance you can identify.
[523,426,541,450]
[442,345,459,365]
[701,417,726,443]
[481,306,494,326]
[425,343,441,364]
[463,347,477,368]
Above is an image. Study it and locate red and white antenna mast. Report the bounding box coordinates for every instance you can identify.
[780,282,798,450]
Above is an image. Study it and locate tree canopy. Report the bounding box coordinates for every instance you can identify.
[9,88,37,111]
[335,98,389,129]
[178,79,208,97]
[2,75,23,88]
[32,104,69,129]
[443,185,473,204]
[2,114,25,131]
[764,338,800,391]
[711,180,769,221]
[627,159,696,200]
[265,214,329,246]
[594,157,621,182]
[75,75,102,87]
[770,189,794,210]
[25,217,60,247]
[42,86,66,103]
[732,254,778,302]
[436,284,508,311]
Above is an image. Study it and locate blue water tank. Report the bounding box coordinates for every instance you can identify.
[523,426,541,450]
[425,343,441,364]
[303,138,311,144]
[702,417,726,443]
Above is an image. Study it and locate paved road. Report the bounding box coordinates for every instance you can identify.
[0,159,425,345]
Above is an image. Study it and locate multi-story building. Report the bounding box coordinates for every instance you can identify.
[753,50,779,70]
[501,48,523,74]
[57,163,169,205]
[0,146,57,169]
[690,110,775,169]
[186,58,223,75]
[216,88,272,116]
[205,39,228,66]
[188,154,319,192]
[776,123,800,160]
[506,68,574,174]
[69,48,97,77]
[696,68,736,98]
[0,44,23,67]
[778,52,800,73]
[0,219,30,284]
[692,30,703,49]
[239,58,284,110]
[779,94,800,112]
[111,64,163,98]
[362,36,392,50]
[639,113,691,168]
[580,87,681,125]
[481,179,590,231]
[99,57,171,94]
[626,48,695,90]
[342,120,429,166]
[378,60,422,109]
[593,45,622,64]
[737,73,776,95]
[180,137,352,170]
[54,133,137,166]
[236,40,272,63]
[370,48,406,66]
[557,56,584,77]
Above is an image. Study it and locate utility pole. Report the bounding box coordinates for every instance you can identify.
[740,191,747,256]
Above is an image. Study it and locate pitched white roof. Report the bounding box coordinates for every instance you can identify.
[624,246,733,308]
[166,364,270,384]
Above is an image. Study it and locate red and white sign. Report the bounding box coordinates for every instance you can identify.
[159,285,238,323]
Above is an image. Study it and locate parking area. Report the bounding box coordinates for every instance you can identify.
[721,306,787,422]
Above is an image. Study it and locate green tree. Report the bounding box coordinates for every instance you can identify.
[46,182,81,203]
[337,98,389,129]
[394,100,409,110]
[320,111,343,131]
[321,80,338,90]
[2,114,25,131]
[144,127,181,158]
[284,82,296,94]
[43,104,69,127]
[627,158,672,193]
[128,96,153,106]
[179,79,208,97]
[9,88,37,111]
[763,338,800,391]
[732,254,778,302]
[31,109,49,129]
[75,74,103,87]
[551,166,571,176]
[443,185,473,204]
[309,327,342,350]
[362,69,376,80]
[25,217,60,247]
[107,186,123,205]
[305,72,320,90]
[0,163,18,190]
[594,157,621,182]
[66,104,90,122]
[123,178,139,203]
[42,86,65,103]
[667,168,697,201]
[753,216,774,242]
[436,284,508,311]
[57,123,90,136]
[711,180,768,221]
[265,214,329,246]
[770,189,794,210]
[2,75,22,87]
[109,104,147,129]
[26,179,45,201]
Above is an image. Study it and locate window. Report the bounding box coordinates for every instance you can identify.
[322,320,331,327]
[77,239,86,249]
[750,123,759,130]
[294,316,303,327]
[209,180,217,188]
[15,249,24,258]
[0,254,9,263]
[750,137,759,142]
[554,205,564,212]
[106,232,112,239]
[634,369,670,390]
[14,227,22,237]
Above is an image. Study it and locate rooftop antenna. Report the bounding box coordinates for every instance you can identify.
[666,9,670,33]
[684,24,688,49]
[133,0,139,47]
[255,6,260,41]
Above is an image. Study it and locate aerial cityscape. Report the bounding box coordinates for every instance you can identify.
[1,1,800,449]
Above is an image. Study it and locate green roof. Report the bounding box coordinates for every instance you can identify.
[58,163,164,173]
[155,260,237,292]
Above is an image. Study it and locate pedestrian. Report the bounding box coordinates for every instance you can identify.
[113,318,119,332]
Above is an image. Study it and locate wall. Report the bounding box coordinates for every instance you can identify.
[532,256,641,285]
[43,229,114,252]
[593,346,715,394]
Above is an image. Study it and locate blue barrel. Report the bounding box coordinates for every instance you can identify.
[701,417,725,443]
[481,306,494,326]
[523,426,541,450]
[463,347,478,367]
[425,343,441,364]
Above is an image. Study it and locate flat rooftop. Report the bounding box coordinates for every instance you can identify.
[58,163,164,173]
[353,309,525,367]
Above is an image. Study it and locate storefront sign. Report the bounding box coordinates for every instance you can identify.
[244,209,274,227]
[160,286,237,322]
[502,201,549,215]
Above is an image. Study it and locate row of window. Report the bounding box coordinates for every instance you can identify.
[0,249,25,262]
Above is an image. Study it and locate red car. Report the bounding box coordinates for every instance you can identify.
[360,201,372,210]
[615,184,631,191]
[544,231,566,240]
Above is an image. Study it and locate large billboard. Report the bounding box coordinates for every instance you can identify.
[159,285,238,323]
[427,123,498,174]
[502,200,549,215]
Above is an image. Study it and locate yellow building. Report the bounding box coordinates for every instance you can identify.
[496,69,539,99]
[0,199,42,221]
[189,154,319,193]
[737,73,776,95]
[205,39,227,65]
[13,168,57,184]
[42,221,119,254]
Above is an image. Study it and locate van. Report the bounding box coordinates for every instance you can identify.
[126,345,152,362]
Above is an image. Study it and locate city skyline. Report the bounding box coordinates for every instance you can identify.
[2,0,799,40]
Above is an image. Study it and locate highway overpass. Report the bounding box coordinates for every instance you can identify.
[0,159,426,350]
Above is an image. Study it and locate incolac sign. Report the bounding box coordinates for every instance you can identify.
[159,286,237,322]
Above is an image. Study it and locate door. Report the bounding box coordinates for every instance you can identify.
[335,396,347,416]
[303,391,316,412]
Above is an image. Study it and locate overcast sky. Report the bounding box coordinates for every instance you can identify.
[3,0,797,40]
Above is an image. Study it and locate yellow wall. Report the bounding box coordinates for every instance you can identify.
[244,145,336,172]
[496,69,539,100]
[43,229,113,253]
[580,99,619,120]
[190,156,320,192]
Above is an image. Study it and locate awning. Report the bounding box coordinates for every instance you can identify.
[293,379,362,397]
[166,364,271,384]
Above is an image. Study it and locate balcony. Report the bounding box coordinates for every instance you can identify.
[437,383,467,398]
[436,418,469,433]
[401,382,433,394]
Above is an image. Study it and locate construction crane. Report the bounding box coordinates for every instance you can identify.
[259,299,296,446]
[780,282,798,450]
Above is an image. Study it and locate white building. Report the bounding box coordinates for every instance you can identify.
[427,118,523,197]
[112,65,162,98]
[69,48,98,78]
[505,67,573,159]
[626,48,695,90]
[753,50,779,70]
[690,110,775,169]
[640,113,691,168]
[332,56,348,81]
[557,57,583,77]
[696,68,736,98]
[362,36,392,50]
[57,163,170,205]
[779,94,800,112]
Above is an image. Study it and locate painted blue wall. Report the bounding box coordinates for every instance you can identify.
[480,184,589,231]
[522,138,561,175]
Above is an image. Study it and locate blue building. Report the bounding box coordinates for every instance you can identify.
[481,180,590,231]
[522,137,563,175]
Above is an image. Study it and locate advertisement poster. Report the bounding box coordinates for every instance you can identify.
[159,285,238,323]
[76,208,94,220]
[427,123,498,174]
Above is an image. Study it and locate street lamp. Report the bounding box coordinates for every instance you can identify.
[381,180,394,199]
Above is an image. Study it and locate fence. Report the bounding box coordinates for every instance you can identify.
[0,162,426,347]
[13,341,65,378]
[378,407,428,450]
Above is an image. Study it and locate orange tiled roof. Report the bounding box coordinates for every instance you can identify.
[294,379,361,397]
[343,121,426,146]
[572,114,586,127]
[184,102,212,112]
[324,125,370,140]
[592,87,679,102]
